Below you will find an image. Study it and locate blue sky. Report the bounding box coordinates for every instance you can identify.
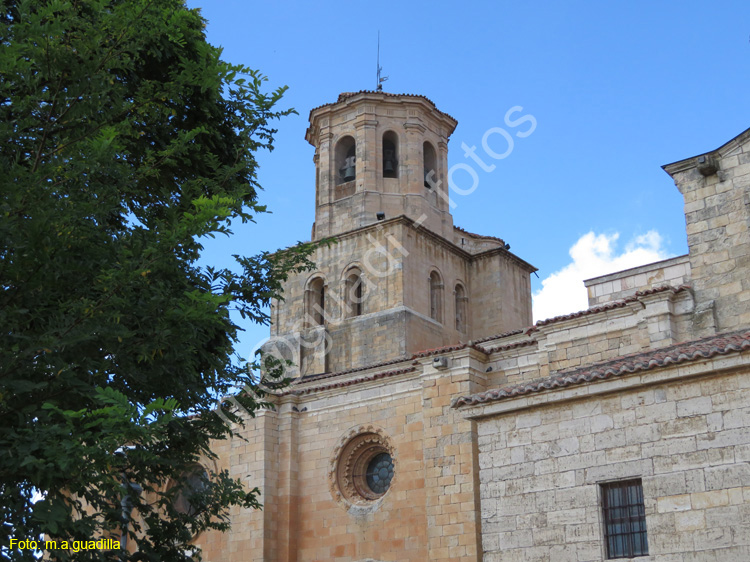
[186,0,750,359]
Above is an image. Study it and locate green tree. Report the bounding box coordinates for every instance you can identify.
[0,1,312,560]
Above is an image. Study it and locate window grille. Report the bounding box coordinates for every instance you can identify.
[601,479,648,559]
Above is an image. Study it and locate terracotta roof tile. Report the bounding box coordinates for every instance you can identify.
[278,287,691,398]
[410,343,489,359]
[285,367,418,396]
[289,332,530,394]
[300,355,411,383]
[528,285,690,333]
[453,329,750,408]
[471,328,526,345]
[454,225,506,245]
[482,339,537,354]
[308,91,457,122]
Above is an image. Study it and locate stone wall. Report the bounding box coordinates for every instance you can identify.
[252,357,485,562]
[472,367,750,562]
[291,378,429,561]
[198,101,750,562]
[479,285,696,393]
[470,251,534,339]
[665,129,750,332]
[585,255,691,307]
[200,410,278,562]
[269,217,534,375]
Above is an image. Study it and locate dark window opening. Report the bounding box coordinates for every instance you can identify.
[346,270,364,317]
[365,452,394,495]
[455,284,468,333]
[335,136,356,185]
[383,131,398,178]
[601,479,649,559]
[423,141,437,188]
[307,277,325,326]
[429,271,443,323]
[173,467,208,517]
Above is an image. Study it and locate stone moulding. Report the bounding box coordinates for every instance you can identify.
[452,329,750,409]
[329,425,396,509]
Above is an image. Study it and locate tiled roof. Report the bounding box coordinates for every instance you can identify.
[278,284,696,400]
[452,227,537,272]
[528,285,691,333]
[308,91,457,122]
[471,328,526,345]
[285,367,418,396]
[454,225,506,245]
[278,285,692,398]
[452,329,750,408]
[482,339,537,354]
[300,355,411,383]
[410,343,488,359]
[337,91,438,105]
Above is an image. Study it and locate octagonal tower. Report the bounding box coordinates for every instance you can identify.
[265,91,535,377]
[306,91,458,240]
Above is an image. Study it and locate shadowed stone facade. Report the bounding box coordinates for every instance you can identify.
[264,92,535,377]
[198,95,750,562]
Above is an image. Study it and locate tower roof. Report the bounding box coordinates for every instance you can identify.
[307,90,458,136]
[309,90,456,119]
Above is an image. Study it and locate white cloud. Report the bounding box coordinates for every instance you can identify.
[532,231,670,322]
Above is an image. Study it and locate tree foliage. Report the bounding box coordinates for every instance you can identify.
[0,1,313,559]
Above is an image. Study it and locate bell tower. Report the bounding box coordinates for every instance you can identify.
[306,92,458,240]
[266,91,536,377]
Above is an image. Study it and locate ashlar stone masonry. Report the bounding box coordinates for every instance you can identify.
[195,95,750,562]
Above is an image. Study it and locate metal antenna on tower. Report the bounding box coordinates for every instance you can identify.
[376,31,388,91]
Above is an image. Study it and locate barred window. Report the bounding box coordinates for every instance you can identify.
[601,479,648,559]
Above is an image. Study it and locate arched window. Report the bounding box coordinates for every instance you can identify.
[382,131,398,178]
[345,268,364,317]
[429,271,443,323]
[455,283,468,333]
[335,136,356,185]
[306,277,325,326]
[423,141,437,188]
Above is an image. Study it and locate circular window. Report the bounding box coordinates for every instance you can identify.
[365,452,394,494]
[330,427,395,505]
[172,466,208,517]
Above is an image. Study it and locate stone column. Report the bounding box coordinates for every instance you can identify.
[314,130,333,240]
[274,400,301,562]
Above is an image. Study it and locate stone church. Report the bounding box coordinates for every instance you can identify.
[200,91,750,561]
